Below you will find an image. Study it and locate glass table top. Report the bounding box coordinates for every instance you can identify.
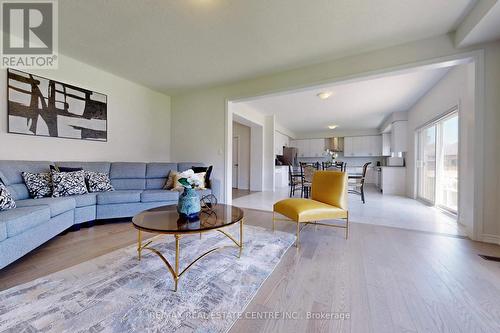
[132,204,244,234]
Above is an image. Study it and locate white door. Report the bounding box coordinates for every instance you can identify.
[232,137,239,188]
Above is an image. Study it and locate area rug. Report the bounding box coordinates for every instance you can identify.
[0,225,295,333]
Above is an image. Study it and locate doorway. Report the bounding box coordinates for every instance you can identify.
[417,109,459,215]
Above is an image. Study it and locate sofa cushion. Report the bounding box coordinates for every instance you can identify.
[56,162,111,174]
[97,190,142,205]
[141,190,179,203]
[16,197,76,217]
[110,163,147,190]
[0,221,6,241]
[0,206,51,238]
[0,161,51,186]
[73,193,98,207]
[146,163,177,190]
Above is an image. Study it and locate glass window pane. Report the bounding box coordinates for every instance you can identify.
[437,115,458,212]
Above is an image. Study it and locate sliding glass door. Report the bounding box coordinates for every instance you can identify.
[417,125,436,203]
[436,115,459,213]
[416,111,459,214]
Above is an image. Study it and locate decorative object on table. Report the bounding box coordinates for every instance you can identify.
[324,148,338,162]
[85,171,114,193]
[200,193,217,210]
[51,170,88,197]
[177,174,203,221]
[0,183,16,211]
[21,172,52,198]
[7,68,107,141]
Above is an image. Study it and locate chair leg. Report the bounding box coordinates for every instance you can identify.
[345,212,349,239]
[361,185,365,204]
[272,212,275,231]
[295,222,300,247]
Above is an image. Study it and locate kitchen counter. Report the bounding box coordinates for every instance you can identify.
[380,167,406,195]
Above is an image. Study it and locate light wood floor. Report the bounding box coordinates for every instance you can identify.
[1,209,500,332]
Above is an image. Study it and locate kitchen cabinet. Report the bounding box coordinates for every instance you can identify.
[344,135,383,157]
[391,121,408,153]
[289,139,325,157]
[382,133,391,156]
[381,167,406,195]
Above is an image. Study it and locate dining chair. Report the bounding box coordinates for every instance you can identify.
[302,164,316,198]
[348,162,371,203]
[288,164,303,198]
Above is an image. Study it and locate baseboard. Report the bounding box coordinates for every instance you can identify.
[480,233,500,245]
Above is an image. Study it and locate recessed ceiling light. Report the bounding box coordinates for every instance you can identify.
[328,125,338,129]
[317,91,333,100]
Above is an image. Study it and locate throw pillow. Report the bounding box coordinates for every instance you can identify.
[85,171,114,193]
[192,165,213,188]
[51,170,88,197]
[22,172,52,199]
[0,183,16,211]
[164,171,178,190]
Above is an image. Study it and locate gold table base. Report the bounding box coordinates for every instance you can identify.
[136,218,244,292]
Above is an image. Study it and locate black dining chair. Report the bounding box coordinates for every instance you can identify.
[348,162,371,203]
[288,164,303,198]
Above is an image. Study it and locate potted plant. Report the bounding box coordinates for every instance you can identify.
[177,175,203,221]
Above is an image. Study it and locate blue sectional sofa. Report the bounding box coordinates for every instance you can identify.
[0,161,212,269]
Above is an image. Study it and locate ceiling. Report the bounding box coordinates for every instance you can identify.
[58,0,476,94]
[238,66,451,134]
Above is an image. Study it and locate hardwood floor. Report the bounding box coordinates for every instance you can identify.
[1,208,500,332]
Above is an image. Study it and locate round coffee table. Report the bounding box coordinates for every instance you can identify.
[132,204,244,291]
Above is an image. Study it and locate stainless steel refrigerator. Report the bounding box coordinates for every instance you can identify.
[282,146,298,166]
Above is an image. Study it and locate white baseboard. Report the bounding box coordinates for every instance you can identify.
[480,233,500,245]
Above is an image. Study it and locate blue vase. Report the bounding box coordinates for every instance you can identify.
[177,188,201,222]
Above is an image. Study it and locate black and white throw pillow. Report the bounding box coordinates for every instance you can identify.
[51,170,88,197]
[0,183,16,211]
[85,171,114,193]
[22,172,52,199]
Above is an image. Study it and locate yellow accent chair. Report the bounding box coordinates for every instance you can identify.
[273,171,349,247]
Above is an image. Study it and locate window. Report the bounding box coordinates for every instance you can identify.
[416,110,459,215]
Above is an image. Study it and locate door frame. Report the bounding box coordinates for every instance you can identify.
[232,135,240,189]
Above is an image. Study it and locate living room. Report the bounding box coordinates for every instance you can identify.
[1,1,500,332]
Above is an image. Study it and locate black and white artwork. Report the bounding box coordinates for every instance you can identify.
[7,68,107,141]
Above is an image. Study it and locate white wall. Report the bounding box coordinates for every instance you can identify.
[275,130,290,155]
[407,63,476,234]
[1,54,171,162]
[171,35,500,243]
[232,121,251,189]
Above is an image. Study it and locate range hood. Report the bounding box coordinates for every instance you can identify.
[326,137,344,152]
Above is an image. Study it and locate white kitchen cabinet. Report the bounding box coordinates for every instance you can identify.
[391,121,408,153]
[381,167,406,195]
[344,137,354,156]
[382,133,391,156]
[344,135,383,157]
[289,138,325,157]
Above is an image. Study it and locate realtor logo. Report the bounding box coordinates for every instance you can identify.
[1,0,58,68]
